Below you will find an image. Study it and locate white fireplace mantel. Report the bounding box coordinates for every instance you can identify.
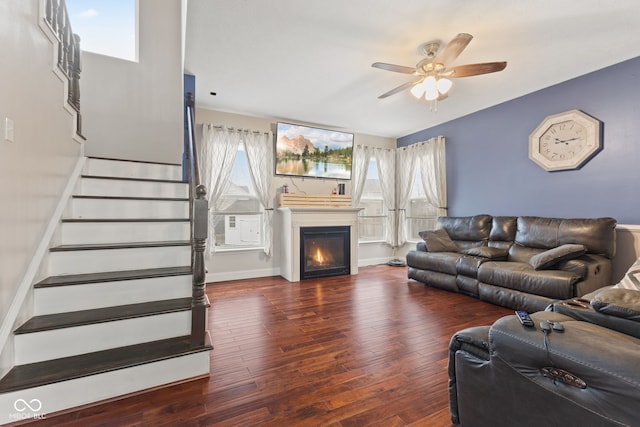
[277,207,362,282]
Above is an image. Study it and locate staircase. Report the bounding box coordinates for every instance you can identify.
[0,157,211,423]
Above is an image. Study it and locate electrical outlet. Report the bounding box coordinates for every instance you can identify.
[4,117,14,142]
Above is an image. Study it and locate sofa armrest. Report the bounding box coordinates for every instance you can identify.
[556,254,612,296]
[552,289,640,339]
[448,326,490,424]
[415,241,427,252]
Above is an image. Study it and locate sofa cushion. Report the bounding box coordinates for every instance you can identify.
[515,216,616,258]
[419,229,458,252]
[508,244,545,263]
[489,216,517,242]
[613,258,640,291]
[478,261,582,300]
[406,251,460,275]
[590,287,640,321]
[528,244,587,270]
[463,246,509,260]
[438,215,492,242]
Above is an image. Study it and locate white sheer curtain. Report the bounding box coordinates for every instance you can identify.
[418,136,448,217]
[351,145,372,207]
[199,125,240,251]
[396,145,417,247]
[244,130,275,256]
[375,148,396,247]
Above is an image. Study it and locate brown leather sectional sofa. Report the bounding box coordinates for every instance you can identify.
[406,215,617,312]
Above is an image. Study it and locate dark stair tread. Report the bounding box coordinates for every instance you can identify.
[87,156,182,167]
[72,195,189,201]
[50,240,191,251]
[35,266,192,288]
[81,174,185,184]
[15,297,193,334]
[61,218,190,223]
[0,335,212,394]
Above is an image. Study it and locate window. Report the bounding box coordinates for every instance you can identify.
[358,159,387,242]
[406,168,438,240]
[213,143,263,250]
[66,0,137,61]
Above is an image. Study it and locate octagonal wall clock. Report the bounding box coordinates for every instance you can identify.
[529,109,602,171]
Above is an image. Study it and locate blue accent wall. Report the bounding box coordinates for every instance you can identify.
[397,56,640,224]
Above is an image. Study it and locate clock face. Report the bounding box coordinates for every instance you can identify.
[539,120,587,161]
[529,110,601,171]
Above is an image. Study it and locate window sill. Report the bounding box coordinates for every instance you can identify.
[358,239,387,244]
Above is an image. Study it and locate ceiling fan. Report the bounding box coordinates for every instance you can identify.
[372,33,507,101]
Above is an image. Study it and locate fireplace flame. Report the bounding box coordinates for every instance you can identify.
[314,247,326,265]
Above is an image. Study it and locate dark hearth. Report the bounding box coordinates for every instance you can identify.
[300,226,350,279]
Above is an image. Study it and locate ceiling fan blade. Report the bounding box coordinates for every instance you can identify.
[433,33,473,66]
[450,61,507,78]
[378,79,421,99]
[372,62,417,74]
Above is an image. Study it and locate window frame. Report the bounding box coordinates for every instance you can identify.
[211,142,265,251]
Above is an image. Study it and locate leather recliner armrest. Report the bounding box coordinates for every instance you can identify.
[449,326,490,361]
[448,326,490,424]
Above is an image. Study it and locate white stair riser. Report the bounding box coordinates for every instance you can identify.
[14,311,191,364]
[34,276,193,315]
[79,178,188,198]
[49,246,190,275]
[84,158,183,181]
[67,198,189,219]
[60,221,190,245]
[0,350,209,425]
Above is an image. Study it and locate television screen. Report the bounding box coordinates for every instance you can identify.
[275,122,353,180]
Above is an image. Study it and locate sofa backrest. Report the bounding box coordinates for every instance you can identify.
[514,216,617,258]
[437,215,492,249]
[431,215,616,259]
[488,216,517,250]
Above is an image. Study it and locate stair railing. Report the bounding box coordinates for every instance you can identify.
[45,0,83,137]
[185,93,209,347]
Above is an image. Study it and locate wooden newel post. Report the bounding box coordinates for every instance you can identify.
[191,184,208,347]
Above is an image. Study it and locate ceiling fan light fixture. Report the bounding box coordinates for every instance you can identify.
[423,76,439,101]
[437,77,452,95]
[410,83,425,99]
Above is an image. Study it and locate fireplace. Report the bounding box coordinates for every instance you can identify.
[300,226,350,279]
[277,207,361,282]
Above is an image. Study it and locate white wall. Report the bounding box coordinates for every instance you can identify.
[613,225,640,283]
[0,0,82,372]
[196,108,396,282]
[80,0,183,164]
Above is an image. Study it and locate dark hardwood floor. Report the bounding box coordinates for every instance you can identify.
[25,265,512,426]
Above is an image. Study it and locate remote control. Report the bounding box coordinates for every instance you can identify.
[515,311,534,327]
[539,321,552,333]
[547,320,565,332]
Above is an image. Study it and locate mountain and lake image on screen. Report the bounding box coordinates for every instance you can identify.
[275,122,354,179]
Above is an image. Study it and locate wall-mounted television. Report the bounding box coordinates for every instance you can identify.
[275,122,353,180]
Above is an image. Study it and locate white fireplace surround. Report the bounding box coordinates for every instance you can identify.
[277,207,362,282]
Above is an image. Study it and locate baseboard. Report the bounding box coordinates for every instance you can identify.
[204,260,396,283]
[0,157,86,378]
[359,257,398,267]
[206,267,280,283]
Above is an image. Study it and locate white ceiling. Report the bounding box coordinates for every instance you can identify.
[184,0,640,139]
